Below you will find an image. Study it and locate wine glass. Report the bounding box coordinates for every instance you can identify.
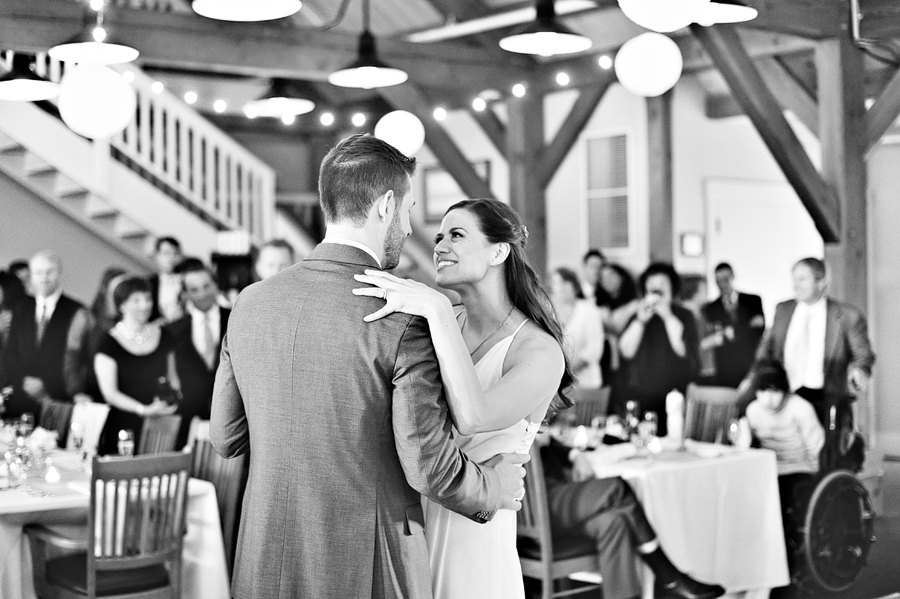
[625,400,641,438]
[19,412,35,437]
[117,429,135,458]
[70,422,86,467]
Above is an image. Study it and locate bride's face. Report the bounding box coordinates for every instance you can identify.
[433,209,496,289]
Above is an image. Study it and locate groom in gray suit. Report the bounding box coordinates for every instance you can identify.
[211,134,528,598]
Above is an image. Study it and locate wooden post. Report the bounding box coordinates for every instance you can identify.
[507,92,547,275]
[817,37,868,310]
[647,91,674,263]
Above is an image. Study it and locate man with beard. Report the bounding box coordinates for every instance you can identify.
[211,133,528,598]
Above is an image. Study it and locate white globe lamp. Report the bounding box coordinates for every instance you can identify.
[59,64,136,139]
[374,110,426,157]
[614,33,683,98]
[618,0,710,33]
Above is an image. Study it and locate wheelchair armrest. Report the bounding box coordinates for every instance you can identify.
[23,524,88,551]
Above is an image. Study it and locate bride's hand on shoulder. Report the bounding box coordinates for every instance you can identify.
[352,269,451,323]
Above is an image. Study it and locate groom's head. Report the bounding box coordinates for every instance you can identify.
[319,134,417,269]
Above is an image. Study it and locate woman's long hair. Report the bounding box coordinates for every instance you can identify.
[446,199,575,412]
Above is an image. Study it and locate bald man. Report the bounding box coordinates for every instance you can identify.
[0,250,93,419]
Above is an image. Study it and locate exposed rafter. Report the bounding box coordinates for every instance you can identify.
[866,66,900,152]
[468,108,508,160]
[691,23,839,243]
[756,56,819,135]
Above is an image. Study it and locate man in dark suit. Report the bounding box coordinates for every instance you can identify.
[0,250,92,418]
[166,258,229,449]
[147,236,184,324]
[746,257,875,426]
[701,263,765,387]
[211,133,527,598]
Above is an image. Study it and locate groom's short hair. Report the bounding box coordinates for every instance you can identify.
[319,133,417,226]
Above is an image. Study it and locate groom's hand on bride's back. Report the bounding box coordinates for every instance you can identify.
[483,452,530,512]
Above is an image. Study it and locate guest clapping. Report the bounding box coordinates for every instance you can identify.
[94,276,178,455]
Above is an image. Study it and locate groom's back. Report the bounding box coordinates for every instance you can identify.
[219,244,434,598]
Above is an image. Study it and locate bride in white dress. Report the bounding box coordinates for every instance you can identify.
[354,198,574,599]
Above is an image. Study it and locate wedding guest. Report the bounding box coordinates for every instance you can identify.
[0,250,93,418]
[617,263,699,436]
[7,260,31,296]
[580,248,605,301]
[148,236,184,323]
[254,239,296,281]
[551,266,604,391]
[94,276,178,455]
[0,270,27,353]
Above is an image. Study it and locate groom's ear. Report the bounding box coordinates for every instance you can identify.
[490,242,510,266]
[376,190,395,222]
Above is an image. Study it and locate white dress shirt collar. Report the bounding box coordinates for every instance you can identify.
[35,289,63,322]
[321,238,382,268]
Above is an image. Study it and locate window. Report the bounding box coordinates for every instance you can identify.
[585,134,629,250]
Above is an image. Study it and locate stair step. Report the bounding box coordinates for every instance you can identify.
[0,131,22,152]
[118,232,152,256]
[115,214,147,239]
[54,173,88,199]
[84,194,118,219]
[27,170,60,198]
[57,189,90,213]
[22,152,56,176]
[0,146,27,173]
[89,212,119,234]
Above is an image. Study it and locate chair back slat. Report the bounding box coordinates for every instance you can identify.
[139,415,182,455]
[573,387,611,427]
[38,398,75,445]
[684,384,739,444]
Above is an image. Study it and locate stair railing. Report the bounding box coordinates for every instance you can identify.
[31,53,276,244]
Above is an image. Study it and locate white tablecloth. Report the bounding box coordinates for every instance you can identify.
[572,441,790,599]
[0,451,230,599]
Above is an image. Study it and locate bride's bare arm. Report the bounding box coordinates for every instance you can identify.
[354,270,564,435]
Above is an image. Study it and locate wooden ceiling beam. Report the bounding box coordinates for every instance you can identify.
[866,67,900,152]
[536,73,615,188]
[739,0,845,39]
[0,0,535,92]
[756,56,819,136]
[858,0,900,39]
[377,84,496,201]
[691,23,839,242]
[468,108,508,160]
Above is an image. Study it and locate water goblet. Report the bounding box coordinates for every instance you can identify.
[19,412,35,437]
[625,400,641,438]
[117,429,135,458]
[70,422,87,467]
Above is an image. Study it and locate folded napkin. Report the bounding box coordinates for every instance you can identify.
[684,440,730,458]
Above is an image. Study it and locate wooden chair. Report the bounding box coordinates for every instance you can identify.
[683,384,740,444]
[138,414,182,455]
[38,397,75,446]
[24,451,192,599]
[187,417,247,575]
[572,387,611,427]
[517,444,603,599]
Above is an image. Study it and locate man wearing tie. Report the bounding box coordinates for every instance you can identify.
[747,258,875,428]
[166,258,229,448]
[0,250,92,418]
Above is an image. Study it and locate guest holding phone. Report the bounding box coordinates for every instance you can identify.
[94,276,178,455]
[617,263,699,436]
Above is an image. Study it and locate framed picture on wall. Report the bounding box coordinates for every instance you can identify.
[422,160,491,223]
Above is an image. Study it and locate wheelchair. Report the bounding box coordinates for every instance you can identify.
[785,398,876,595]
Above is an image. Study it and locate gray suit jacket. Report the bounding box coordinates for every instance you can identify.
[211,243,502,599]
[753,297,875,403]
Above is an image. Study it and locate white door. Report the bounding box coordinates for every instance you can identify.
[706,179,824,323]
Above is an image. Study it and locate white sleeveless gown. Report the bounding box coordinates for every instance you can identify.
[424,320,540,599]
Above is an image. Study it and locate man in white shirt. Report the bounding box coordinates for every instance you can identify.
[165,258,229,448]
[748,258,875,429]
[254,239,296,281]
[148,236,184,323]
[580,248,605,301]
[0,250,92,419]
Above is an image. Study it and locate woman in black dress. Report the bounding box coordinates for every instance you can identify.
[616,263,699,437]
[94,276,179,455]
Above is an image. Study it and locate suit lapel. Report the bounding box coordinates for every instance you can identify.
[775,300,798,360]
[825,298,842,364]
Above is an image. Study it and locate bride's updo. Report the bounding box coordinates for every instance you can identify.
[445,199,575,411]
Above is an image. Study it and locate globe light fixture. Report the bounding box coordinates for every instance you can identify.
[58,64,136,139]
[499,0,592,57]
[614,32,683,97]
[328,0,408,89]
[374,110,426,157]
[618,0,710,33]
[694,0,758,26]
[192,0,302,22]
[0,53,60,102]
[244,78,316,119]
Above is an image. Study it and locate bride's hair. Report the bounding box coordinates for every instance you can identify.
[446,199,575,413]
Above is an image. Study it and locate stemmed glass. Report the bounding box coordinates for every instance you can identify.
[18,412,35,437]
[70,422,87,469]
[727,418,743,448]
[117,429,135,458]
[625,400,641,439]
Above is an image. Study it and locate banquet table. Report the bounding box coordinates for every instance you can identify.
[571,440,790,599]
[0,450,230,599]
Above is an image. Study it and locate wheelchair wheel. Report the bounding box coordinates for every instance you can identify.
[801,470,876,594]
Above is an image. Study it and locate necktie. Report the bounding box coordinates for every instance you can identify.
[202,313,217,369]
[36,302,48,345]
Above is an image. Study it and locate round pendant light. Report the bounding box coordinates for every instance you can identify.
[0,54,60,101]
[328,31,408,89]
[694,0,758,26]
[374,110,426,157]
[244,79,316,118]
[49,24,139,65]
[499,0,592,57]
[614,32,683,97]
[618,0,710,33]
[59,64,136,139]
[192,0,302,22]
